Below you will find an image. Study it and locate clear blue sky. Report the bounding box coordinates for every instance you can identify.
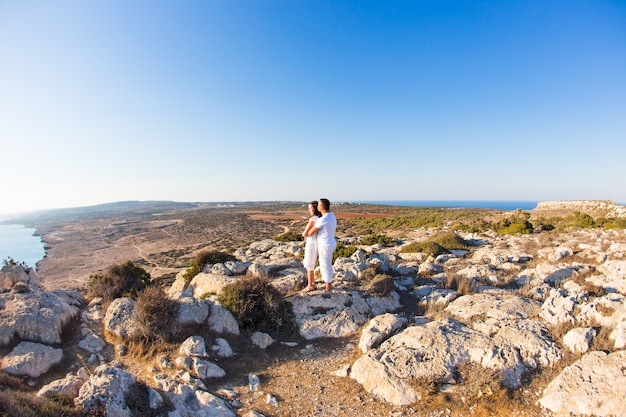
[1,0,625,215]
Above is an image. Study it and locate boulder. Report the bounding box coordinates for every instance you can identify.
[75,364,136,416]
[350,318,528,406]
[562,327,596,354]
[208,303,240,335]
[177,296,211,324]
[288,290,371,340]
[1,341,63,377]
[0,285,81,346]
[103,297,138,339]
[539,350,626,416]
[38,367,90,398]
[358,313,407,353]
[445,293,540,321]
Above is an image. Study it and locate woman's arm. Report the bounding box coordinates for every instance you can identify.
[302,218,316,238]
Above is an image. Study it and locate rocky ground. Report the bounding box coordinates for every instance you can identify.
[2,201,626,417]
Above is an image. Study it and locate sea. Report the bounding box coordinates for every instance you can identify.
[0,223,46,270]
[354,200,539,211]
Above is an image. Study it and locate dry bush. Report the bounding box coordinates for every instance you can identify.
[443,273,474,296]
[0,371,103,417]
[591,326,615,352]
[133,285,179,341]
[363,273,395,297]
[549,320,577,342]
[454,361,506,401]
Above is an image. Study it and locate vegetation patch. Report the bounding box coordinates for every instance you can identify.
[88,261,151,302]
[358,234,396,246]
[217,276,297,336]
[182,250,238,284]
[333,242,357,262]
[401,241,449,257]
[273,231,302,242]
[133,285,179,344]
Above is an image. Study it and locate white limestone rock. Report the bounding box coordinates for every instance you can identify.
[0,285,81,346]
[78,333,106,354]
[250,331,273,349]
[208,303,240,335]
[445,293,540,321]
[562,327,596,354]
[37,367,89,398]
[177,296,211,324]
[103,297,138,339]
[358,313,407,353]
[539,350,626,416]
[350,318,526,406]
[287,290,371,340]
[179,335,208,357]
[1,341,63,377]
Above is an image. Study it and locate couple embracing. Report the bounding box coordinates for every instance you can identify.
[302,198,337,292]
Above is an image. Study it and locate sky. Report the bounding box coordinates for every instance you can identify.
[1,0,625,215]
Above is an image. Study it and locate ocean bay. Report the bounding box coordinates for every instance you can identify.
[0,223,46,269]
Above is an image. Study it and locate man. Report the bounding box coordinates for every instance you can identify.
[306,198,337,291]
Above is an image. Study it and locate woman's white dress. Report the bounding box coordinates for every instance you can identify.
[302,215,319,271]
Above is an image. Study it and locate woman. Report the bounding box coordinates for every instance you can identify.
[302,200,322,292]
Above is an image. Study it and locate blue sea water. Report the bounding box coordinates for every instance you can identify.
[355,200,539,211]
[0,223,46,270]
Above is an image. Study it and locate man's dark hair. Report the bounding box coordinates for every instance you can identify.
[319,198,331,211]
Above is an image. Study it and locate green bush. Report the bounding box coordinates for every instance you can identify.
[333,242,357,262]
[400,241,449,257]
[358,234,396,246]
[133,285,179,343]
[182,250,238,284]
[597,217,626,230]
[88,261,151,302]
[563,211,596,229]
[217,277,297,336]
[492,209,534,235]
[273,231,303,242]
[428,231,472,250]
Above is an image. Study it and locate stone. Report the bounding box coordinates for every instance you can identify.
[539,350,626,416]
[179,335,208,357]
[358,313,407,353]
[251,331,273,349]
[78,333,106,353]
[103,297,138,339]
[1,341,63,377]
[562,327,596,354]
[74,364,136,416]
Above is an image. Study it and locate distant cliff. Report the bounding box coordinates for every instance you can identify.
[532,200,626,218]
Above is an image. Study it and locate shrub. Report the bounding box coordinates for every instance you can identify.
[563,211,596,229]
[333,242,357,262]
[88,261,151,302]
[492,209,534,235]
[597,217,626,230]
[364,274,395,297]
[428,231,472,250]
[182,250,238,284]
[358,234,396,246]
[401,241,449,257]
[273,231,302,242]
[217,277,297,336]
[133,285,179,343]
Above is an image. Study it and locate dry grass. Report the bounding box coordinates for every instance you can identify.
[0,371,103,417]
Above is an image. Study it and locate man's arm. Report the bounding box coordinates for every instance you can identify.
[307,226,320,237]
